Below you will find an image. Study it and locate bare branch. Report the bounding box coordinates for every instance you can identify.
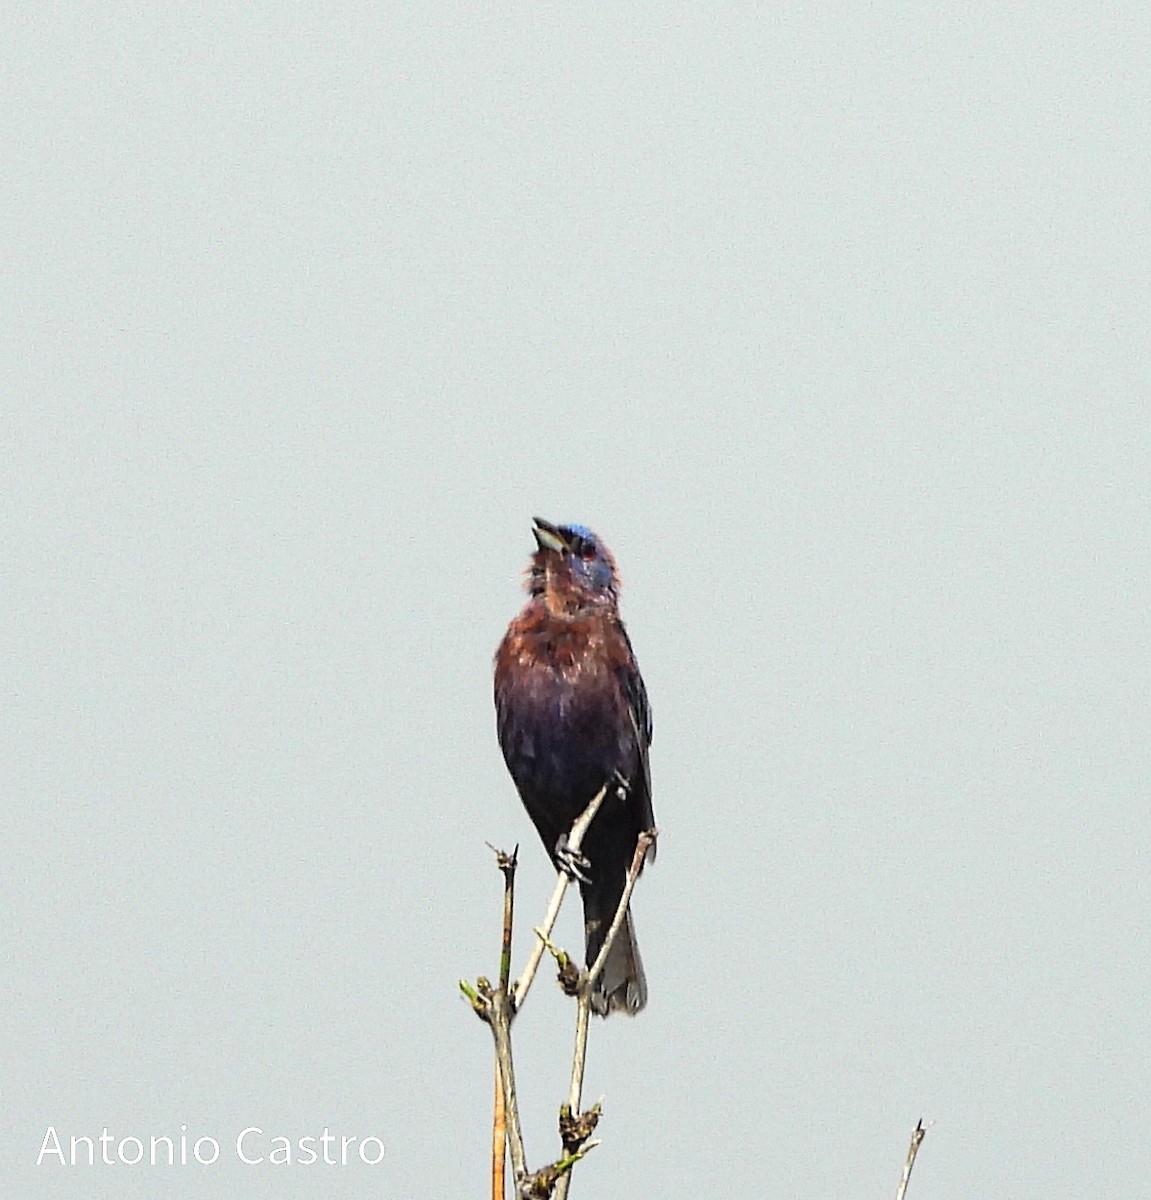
[584,830,655,1001]
[491,845,518,1200]
[511,783,609,1011]
[554,829,654,1200]
[488,988,527,1183]
[894,1120,928,1200]
[470,794,651,1198]
[492,1067,507,1200]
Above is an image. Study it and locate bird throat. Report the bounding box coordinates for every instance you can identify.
[542,570,593,620]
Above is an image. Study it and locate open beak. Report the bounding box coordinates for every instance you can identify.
[532,516,569,554]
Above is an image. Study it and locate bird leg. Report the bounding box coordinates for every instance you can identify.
[554,834,593,884]
[555,774,627,881]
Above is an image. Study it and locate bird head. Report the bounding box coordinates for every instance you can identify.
[528,517,620,613]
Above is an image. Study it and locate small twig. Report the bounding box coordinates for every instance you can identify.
[894,1119,928,1200]
[511,784,609,1011]
[554,829,654,1200]
[491,846,517,1200]
[489,989,527,1183]
[495,845,518,992]
[584,830,655,1002]
[492,1068,507,1200]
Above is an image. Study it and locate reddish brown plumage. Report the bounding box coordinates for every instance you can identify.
[494,519,654,1015]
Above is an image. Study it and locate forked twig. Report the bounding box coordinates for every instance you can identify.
[467,788,649,1199]
[488,988,526,1183]
[470,827,933,1200]
[511,783,609,1011]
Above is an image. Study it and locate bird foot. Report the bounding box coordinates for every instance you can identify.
[555,834,592,884]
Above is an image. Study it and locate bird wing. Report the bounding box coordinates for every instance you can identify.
[618,625,656,852]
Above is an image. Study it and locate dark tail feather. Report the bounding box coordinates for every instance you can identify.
[583,893,647,1017]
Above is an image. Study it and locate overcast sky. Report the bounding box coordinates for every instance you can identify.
[3,5,1149,1198]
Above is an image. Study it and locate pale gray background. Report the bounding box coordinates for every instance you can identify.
[3,4,1148,1197]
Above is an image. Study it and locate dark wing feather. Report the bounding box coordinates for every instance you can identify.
[618,623,656,856]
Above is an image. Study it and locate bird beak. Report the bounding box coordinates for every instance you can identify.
[532,517,568,553]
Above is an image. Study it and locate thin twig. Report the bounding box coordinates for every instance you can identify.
[584,830,655,1003]
[570,831,653,1109]
[554,829,654,1200]
[496,846,518,991]
[491,847,517,1200]
[492,1067,506,1200]
[511,784,609,1011]
[489,989,527,1183]
[894,1120,927,1200]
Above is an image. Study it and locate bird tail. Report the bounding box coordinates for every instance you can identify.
[583,895,647,1017]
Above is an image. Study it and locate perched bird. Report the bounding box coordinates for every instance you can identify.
[494,517,655,1016]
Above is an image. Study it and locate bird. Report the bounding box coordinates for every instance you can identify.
[494,517,655,1016]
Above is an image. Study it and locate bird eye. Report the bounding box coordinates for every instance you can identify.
[577,539,597,559]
